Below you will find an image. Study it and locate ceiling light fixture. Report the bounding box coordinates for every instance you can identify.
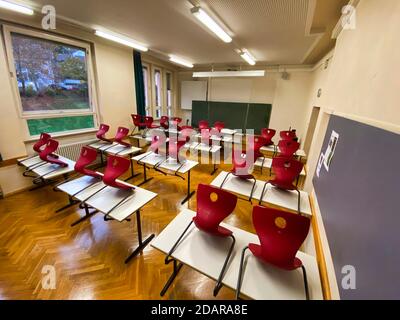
[240,50,256,65]
[95,30,148,52]
[193,70,265,78]
[191,7,232,43]
[0,0,34,15]
[169,55,194,68]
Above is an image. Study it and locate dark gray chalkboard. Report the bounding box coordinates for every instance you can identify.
[191,100,272,133]
[313,115,400,299]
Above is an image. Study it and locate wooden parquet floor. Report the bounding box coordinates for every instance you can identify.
[0,160,278,300]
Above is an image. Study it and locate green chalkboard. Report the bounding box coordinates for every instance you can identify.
[246,103,272,134]
[191,100,272,133]
[27,115,95,136]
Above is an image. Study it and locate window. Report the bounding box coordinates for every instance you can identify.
[165,71,173,117]
[3,26,98,137]
[141,61,175,119]
[142,64,151,116]
[153,68,162,119]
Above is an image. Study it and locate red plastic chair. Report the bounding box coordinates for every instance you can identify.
[248,136,267,159]
[75,146,102,179]
[103,155,133,191]
[150,135,167,155]
[19,132,53,167]
[160,116,169,130]
[131,114,146,134]
[39,139,68,167]
[114,127,131,147]
[214,121,225,132]
[220,148,257,201]
[168,139,186,161]
[144,116,160,130]
[278,139,300,158]
[259,157,303,213]
[199,120,209,131]
[162,184,238,297]
[180,126,194,142]
[236,206,311,300]
[171,117,182,125]
[96,124,112,143]
[261,128,276,146]
[200,128,212,146]
[280,130,297,141]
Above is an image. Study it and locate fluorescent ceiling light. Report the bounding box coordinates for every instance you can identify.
[95,30,148,52]
[169,55,194,68]
[240,51,256,65]
[191,7,232,43]
[0,0,34,15]
[193,70,265,78]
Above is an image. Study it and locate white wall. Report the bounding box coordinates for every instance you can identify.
[177,70,313,140]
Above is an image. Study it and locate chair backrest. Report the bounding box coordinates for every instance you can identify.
[33,133,51,153]
[193,184,238,236]
[96,124,111,142]
[261,128,276,145]
[200,128,212,145]
[74,146,101,178]
[199,120,209,131]
[168,139,186,161]
[114,127,130,147]
[171,117,182,125]
[214,121,225,132]
[144,116,154,128]
[231,147,255,177]
[248,135,267,158]
[39,139,68,167]
[280,130,297,141]
[150,135,166,154]
[272,157,303,188]
[160,116,169,129]
[251,206,310,270]
[103,155,133,190]
[278,140,300,158]
[180,126,194,142]
[131,114,143,126]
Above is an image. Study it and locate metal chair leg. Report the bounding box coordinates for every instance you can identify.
[301,265,310,300]
[296,188,301,214]
[219,172,232,189]
[249,178,257,202]
[235,246,249,300]
[165,220,194,264]
[213,235,236,297]
[259,181,270,205]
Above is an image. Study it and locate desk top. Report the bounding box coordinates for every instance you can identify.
[31,156,75,179]
[254,157,306,176]
[185,141,222,154]
[90,142,141,156]
[260,145,307,158]
[152,209,322,300]
[132,151,198,174]
[210,171,312,217]
[18,155,44,168]
[220,128,237,135]
[57,175,157,222]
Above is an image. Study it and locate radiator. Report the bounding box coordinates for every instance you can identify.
[57,139,98,161]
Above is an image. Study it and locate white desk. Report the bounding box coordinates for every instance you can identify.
[254,157,306,177]
[152,209,322,300]
[56,175,157,263]
[132,151,199,204]
[21,155,76,191]
[18,155,43,168]
[185,141,222,175]
[210,171,312,218]
[89,141,142,180]
[260,145,307,158]
[221,128,237,136]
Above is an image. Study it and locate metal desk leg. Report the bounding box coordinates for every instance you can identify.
[138,163,154,187]
[181,170,195,205]
[124,158,141,181]
[160,259,183,297]
[125,210,155,264]
[210,163,218,175]
[55,195,80,213]
[71,204,98,227]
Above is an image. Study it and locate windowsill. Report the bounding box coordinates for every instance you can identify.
[24,128,98,143]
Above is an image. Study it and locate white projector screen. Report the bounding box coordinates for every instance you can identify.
[181,81,207,110]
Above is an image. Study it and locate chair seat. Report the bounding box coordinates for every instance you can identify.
[249,243,302,271]
[149,124,160,129]
[193,217,233,237]
[45,156,68,167]
[232,171,255,180]
[270,179,297,190]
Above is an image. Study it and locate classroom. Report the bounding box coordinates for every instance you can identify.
[0,0,399,304]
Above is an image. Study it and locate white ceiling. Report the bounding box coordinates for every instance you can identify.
[25,0,338,66]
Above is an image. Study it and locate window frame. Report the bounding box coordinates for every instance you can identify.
[164,70,174,117]
[142,62,151,117]
[2,25,99,137]
[151,65,163,119]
